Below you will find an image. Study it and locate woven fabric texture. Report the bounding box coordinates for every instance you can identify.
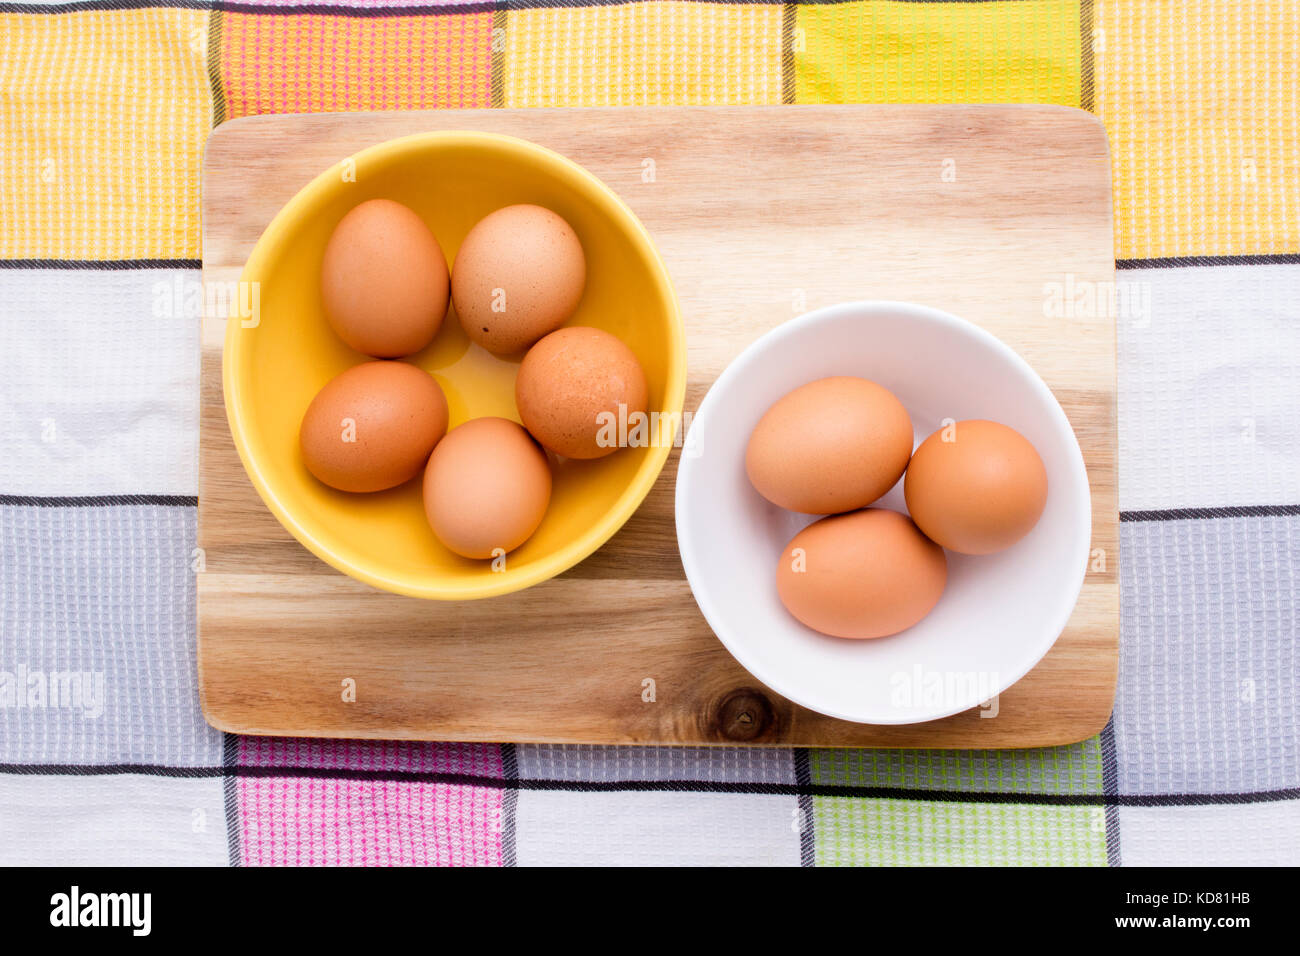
[1,0,1296,866]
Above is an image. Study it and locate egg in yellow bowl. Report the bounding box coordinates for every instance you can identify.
[223,131,685,600]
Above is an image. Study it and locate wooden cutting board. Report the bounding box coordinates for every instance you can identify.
[199,105,1117,747]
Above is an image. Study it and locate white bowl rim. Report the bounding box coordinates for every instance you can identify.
[674,299,1093,724]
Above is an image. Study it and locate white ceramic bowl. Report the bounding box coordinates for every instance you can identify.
[675,301,1091,724]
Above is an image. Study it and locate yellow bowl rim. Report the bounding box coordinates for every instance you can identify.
[222,129,687,601]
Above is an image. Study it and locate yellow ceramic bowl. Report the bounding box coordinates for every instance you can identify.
[224,131,685,600]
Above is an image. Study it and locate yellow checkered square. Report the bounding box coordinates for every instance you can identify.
[502,2,784,107]
[0,9,212,260]
[1095,0,1300,259]
[795,0,1082,106]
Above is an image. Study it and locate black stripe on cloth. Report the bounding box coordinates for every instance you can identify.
[0,258,202,270]
[500,743,519,867]
[490,2,507,109]
[1100,717,1121,867]
[0,0,1030,15]
[793,749,815,865]
[207,9,227,129]
[1117,254,1300,270]
[780,2,796,106]
[1,764,226,777]
[0,494,197,507]
[222,734,242,867]
[11,257,1291,278]
[3,763,1298,809]
[9,496,1295,524]
[1122,504,1300,522]
[1079,0,1094,113]
[792,0,1031,3]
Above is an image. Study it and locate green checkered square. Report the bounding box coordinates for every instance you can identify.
[813,797,1108,866]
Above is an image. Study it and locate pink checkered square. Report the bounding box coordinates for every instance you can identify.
[237,775,504,866]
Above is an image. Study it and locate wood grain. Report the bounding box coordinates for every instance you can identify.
[199,105,1117,747]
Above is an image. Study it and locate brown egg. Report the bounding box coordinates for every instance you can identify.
[423,417,552,559]
[776,509,947,639]
[515,327,648,460]
[451,204,586,355]
[321,199,450,358]
[300,361,448,493]
[746,377,913,514]
[904,419,1048,555]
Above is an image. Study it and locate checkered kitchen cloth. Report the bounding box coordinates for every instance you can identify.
[1,0,1296,866]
